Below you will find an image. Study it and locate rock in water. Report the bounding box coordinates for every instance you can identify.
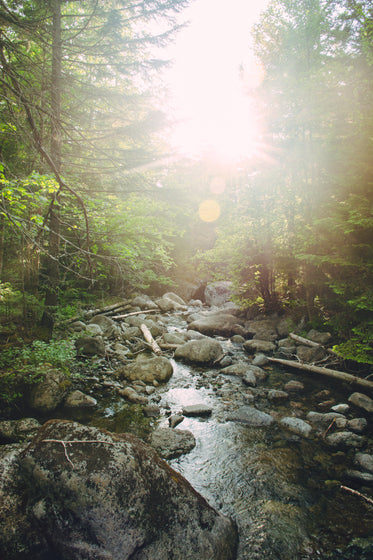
[0,420,237,560]
[174,338,223,364]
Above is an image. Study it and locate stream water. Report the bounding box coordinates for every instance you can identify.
[53,318,373,560]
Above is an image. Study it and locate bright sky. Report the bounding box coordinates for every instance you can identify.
[165,0,269,162]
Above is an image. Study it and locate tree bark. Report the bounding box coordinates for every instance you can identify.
[268,357,373,393]
[40,0,62,336]
[140,324,162,355]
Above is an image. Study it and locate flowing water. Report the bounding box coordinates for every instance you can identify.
[56,324,373,559]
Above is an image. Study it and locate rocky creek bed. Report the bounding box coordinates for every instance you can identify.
[1,287,373,559]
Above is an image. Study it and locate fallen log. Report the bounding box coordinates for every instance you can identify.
[268,356,373,393]
[140,323,162,355]
[289,333,321,347]
[289,332,338,357]
[112,309,158,320]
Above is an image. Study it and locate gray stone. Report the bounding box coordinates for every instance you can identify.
[156,293,187,312]
[64,390,97,408]
[231,334,245,344]
[242,370,257,387]
[132,294,157,309]
[204,281,233,307]
[88,314,119,337]
[188,312,244,338]
[85,323,103,336]
[75,335,105,356]
[346,470,373,484]
[143,405,161,417]
[120,326,141,341]
[118,387,149,404]
[149,427,196,459]
[243,340,276,354]
[246,319,279,342]
[331,403,350,414]
[28,368,70,413]
[169,414,184,428]
[221,361,250,377]
[268,389,289,401]
[348,392,373,413]
[307,411,346,428]
[0,420,237,560]
[355,452,373,473]
[0,418,41,443]
[162,332,188,345]
[252,353,269,366]
[174,338,223,365]
[182,404,212,417]
[284,380,304,392]
[116,356,173,384]
[280,417,312,438]
[325,431,365,448]
[296,346,326,363]
[307,329,332,345]
[227,406,274,427]
[347,417,368,433]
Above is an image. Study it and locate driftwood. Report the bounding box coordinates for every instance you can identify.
[289,332,338,357]
[140,323,162,355]
[112,309,158,320]
[59,300,132,325]
[289,332,321,347]
[341,485,373,507]
[268,357,373,393]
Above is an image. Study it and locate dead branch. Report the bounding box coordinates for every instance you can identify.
[268,357,373,393]
[341,485,373,507]
[112,309,158,319]
[140,323,162,355]
[289,332,338,357]
[323,418,336,439]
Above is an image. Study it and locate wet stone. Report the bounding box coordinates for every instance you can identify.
[182,404,212,417]
[346,470,373,484]
[143,405,161,418]
[169,414,184,428]
[227,406,274,427]
[325,431,365,448]
[64,390,97,408]
[268,389,289,401]
[355,452,373,473]
[252,353,269,366]
[348,418,368,434]
[280,417,312,438]
[348,392,373,413]
[331,403,350,414]
[284,380,304,393]
[149,428,196,459]
[118,387,148,405]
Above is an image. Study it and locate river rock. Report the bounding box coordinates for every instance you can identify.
[169,414,184,428]
[204,281,233,306]
[149,427,196,459]
[331,403,350,414]
[64,390,97,408]
[228,406,274,427]
[284,380,304,392]
[27,367,70,413]
[348,392,373,413]
[221,361,251,377]
[156,292,187,312]
[280,417,312,438]
[187,312,244,338]
[132,294,157,309]
[75,335,105,356]
[0,420,237,560]
[346,470,373,484]
[174,338,223,364]
[182,404,212,417]
[252,353,269,366]
[348,417,368,433]
[268,389,289,401]
[307,329,332,345]
[88,314,120,337]
[118,386,149,404]
[0,418,41,444]
[120,326,141,341]
[162,332,188,345]
[243,340,276,354]
[116,356,173,384]
[354,452,373,473]
[296,345,326,363]
[307,411,346,428]
[246,319,278,342]
[143,404,161,417]
[325,431,365,448]
[85,323,103,336]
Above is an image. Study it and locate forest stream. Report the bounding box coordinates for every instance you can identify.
[31,308,373,560]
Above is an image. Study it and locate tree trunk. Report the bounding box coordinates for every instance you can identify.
[40,0,62,336]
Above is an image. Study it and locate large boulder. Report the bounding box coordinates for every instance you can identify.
[116,356,173,384]
[174,338,224,365]
[149,427,196,459]
[0,420,237,560]
[156,292,187,312]
[88,314,120,337]
[27,367,70,413]
[188,312,245,338]
[204,281,233,307]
